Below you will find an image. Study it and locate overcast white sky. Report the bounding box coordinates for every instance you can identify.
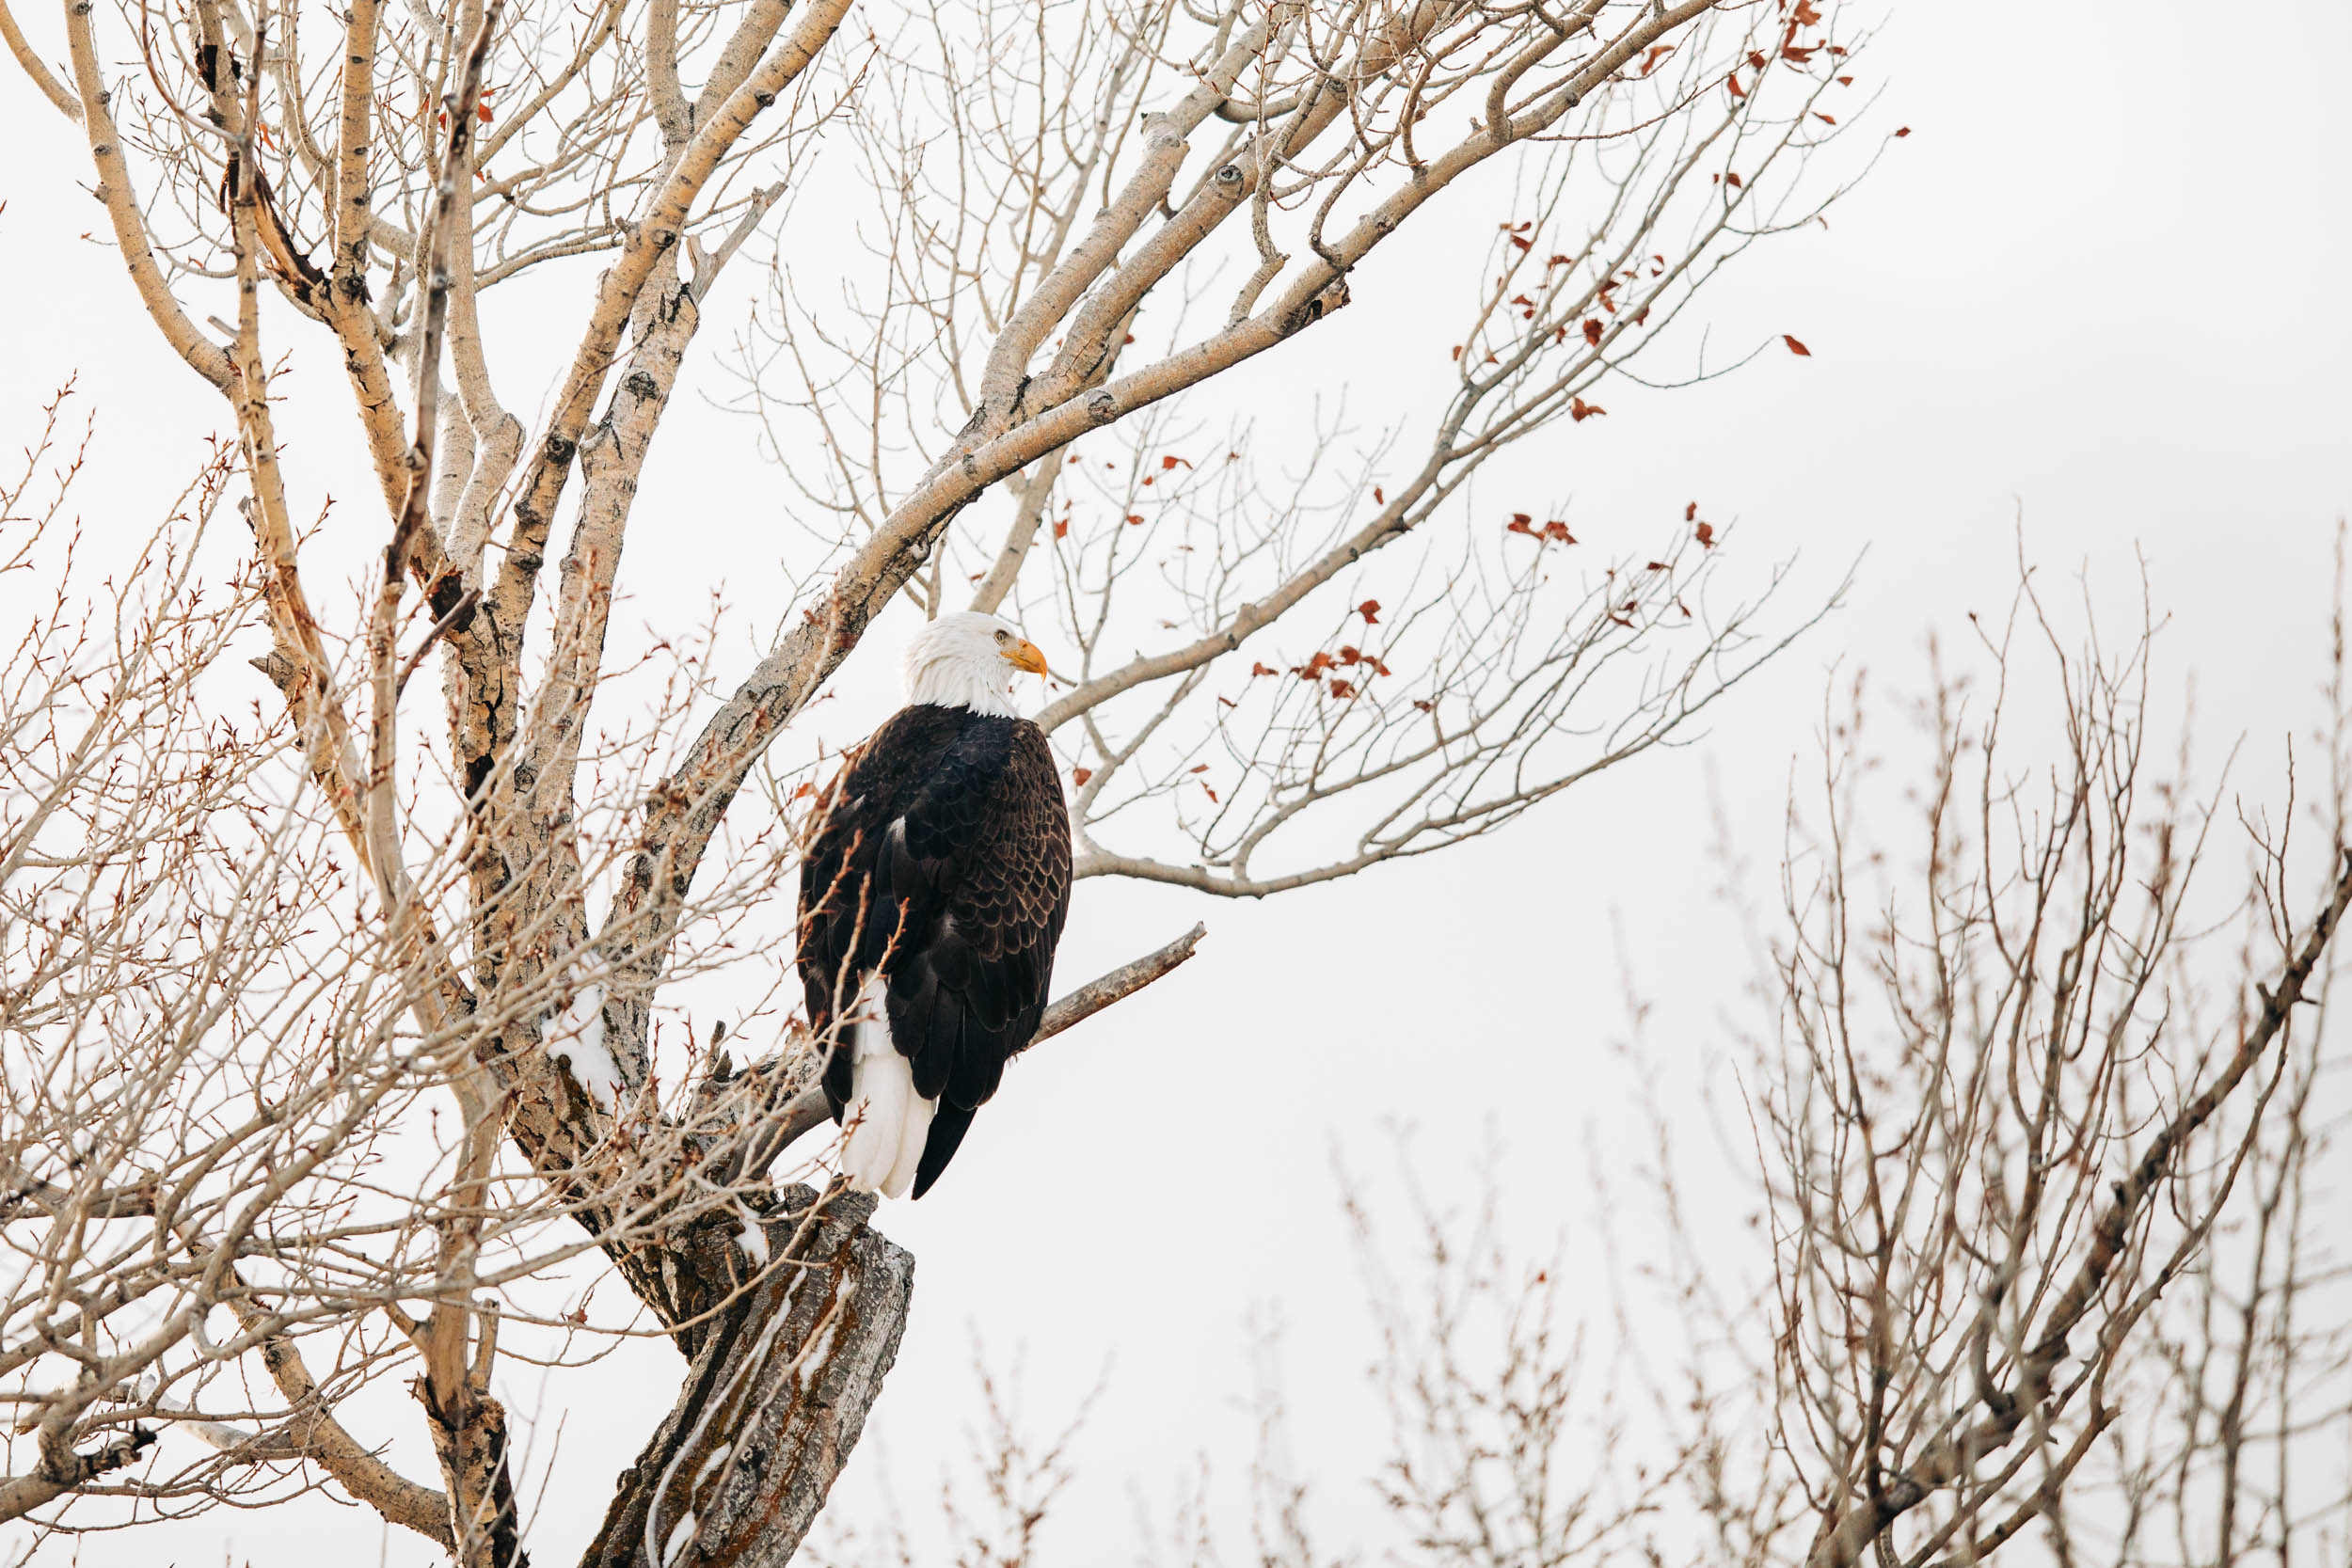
[4,0,2348,1562]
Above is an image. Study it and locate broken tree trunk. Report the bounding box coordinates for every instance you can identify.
[577,1188,914,1568]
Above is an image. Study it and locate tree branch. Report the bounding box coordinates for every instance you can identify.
[0,0,75,119]
[1802,847,2352,1568]
[0,1430,154,1525]
[229,1301,453,1550]
[756,923,1208,1159]
[63,0,231,390]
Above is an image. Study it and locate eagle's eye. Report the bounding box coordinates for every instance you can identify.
[993,628,1010,645]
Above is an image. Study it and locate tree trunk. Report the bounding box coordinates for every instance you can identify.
[578,1188,913,1567]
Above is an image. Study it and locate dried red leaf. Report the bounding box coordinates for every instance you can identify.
[1124,513,1145,525]
[1641,43,1676,74]
[1053,518,1069,539]
[1508,234,1532,251]
[1327,679,1357,699]
[1581,319,1603,345]
[1413,699,1434,713]
[1373,486,1385,504]
[1783,334,1812,356]
[1358,598,1381,624]
[1542,520,1577,544]
[1162,454,1191,470]
[1073,767,1093,786]
[1695,521,1716,547]
[1188,764,1210,774]
[1894,125,1911,136]
[1685,500,1699,521]
[1815,112,1836,125]
[1569,395,1606,421]
[1726,171,1744,188]
[1202,784,1218,802]
[1725,70,1747,99]
[1250,662,1278,676]
[1645,561,1670,572]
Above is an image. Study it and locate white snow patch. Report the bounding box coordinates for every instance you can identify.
[548,982,619,1113]
[797,1274,858,1388]
[661,1512,697,1565]
[798,1317,838,1389]
[733,1207,770,1266]
[692,1444,732,1488]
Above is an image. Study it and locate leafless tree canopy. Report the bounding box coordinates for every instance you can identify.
[803,574,2352,1568]
[1,0,2166,1560]
[1752,586,2352,1567]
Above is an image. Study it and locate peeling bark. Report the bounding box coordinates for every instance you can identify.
[579,1189,913,1568]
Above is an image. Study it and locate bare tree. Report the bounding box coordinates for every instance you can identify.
[1755,577,2352,1567]
[0,0,1882,1559]
[801,562,2352,1568]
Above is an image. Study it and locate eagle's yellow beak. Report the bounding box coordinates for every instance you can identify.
[1001,638,1050,677]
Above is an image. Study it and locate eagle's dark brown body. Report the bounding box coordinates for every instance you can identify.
[797,704,1072,1197]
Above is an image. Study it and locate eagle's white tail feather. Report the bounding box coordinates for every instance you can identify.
[839,976,936,1199]
[881,1069,935,1197]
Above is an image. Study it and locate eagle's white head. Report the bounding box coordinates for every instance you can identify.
[901,611,1051,719]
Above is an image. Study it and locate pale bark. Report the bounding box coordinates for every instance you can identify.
[0,0,72,119]
[0,0,1874,1557]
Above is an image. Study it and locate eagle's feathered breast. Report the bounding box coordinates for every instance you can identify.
[798,703,1072,1197]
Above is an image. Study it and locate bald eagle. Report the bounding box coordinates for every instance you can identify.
[797,612,1073,1198]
